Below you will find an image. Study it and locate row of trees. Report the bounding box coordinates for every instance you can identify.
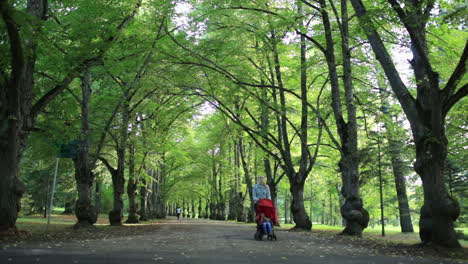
[1,0,466,248]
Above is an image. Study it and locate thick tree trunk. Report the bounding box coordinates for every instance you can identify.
[73,158,97,228]
[0,139,26,232]
[109,167,124,225]
[339,155,369,236]
[217,203,225,220]
[126,178,139,223]
[0,0,46,233]
[415,131,460,247]
[209,202,215,219]
[151,169,166,219]
[290,179,312,229]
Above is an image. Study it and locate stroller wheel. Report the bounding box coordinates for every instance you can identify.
[254,230,262,240]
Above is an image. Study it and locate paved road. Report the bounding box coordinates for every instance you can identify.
[0,218,462,264]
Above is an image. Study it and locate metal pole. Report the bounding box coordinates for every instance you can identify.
[46,158,60,232]
[377,141,385,237]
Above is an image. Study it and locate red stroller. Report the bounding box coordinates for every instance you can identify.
[254,199,278,241]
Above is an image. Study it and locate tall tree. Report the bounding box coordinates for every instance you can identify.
[350,0,467,247]
[0,0,142,231]
[300,0,370,235]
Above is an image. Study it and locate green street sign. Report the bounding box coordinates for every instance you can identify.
[58,140,80,158]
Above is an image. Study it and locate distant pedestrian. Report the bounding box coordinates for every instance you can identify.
[176,207,182,220]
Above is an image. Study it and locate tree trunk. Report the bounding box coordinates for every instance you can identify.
[109,166,124,225]
[416,131,460,247]
[283,189,288,224]
[126,178,139,223]
[139,178,148,221]
[316,0,368,235]
[109,93,130,226]
[126,142,139,223]
[392,154,415,233]
[0,143,26,232]
[339,155,369,235]
[209,202,215,219]
[228,189,237,220]
[191,200,195,218]
[290,179,311,229]
[151,168,166,219]
[235,192,245,222]
[198,198,203,218]
[95,180,102,215]
[379,87,414,233]
[238,137,255,222]
[63,202,73,215]
[73,158,97,228]
[74,69,97,229]
[0,0,46,233]
[204,200,209,219]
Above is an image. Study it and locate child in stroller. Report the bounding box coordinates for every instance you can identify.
[254,199,278,241]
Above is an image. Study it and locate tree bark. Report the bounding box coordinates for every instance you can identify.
[139,178,148,221]
[152,167,166,219]
[289,179,311,229]
[126,177,139,223]
[228,189,237,220]
[73,69,97,229]
[0,0,46,233]
[126,142,139,223]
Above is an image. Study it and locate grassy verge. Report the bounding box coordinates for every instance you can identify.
[13,214,165,236]
[229,220,468,247]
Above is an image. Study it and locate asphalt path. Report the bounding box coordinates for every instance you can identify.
[0,218,462,264]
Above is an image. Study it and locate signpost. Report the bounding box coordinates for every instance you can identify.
[45,141,79,232]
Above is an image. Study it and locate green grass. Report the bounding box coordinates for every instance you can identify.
[267,222,468,247]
